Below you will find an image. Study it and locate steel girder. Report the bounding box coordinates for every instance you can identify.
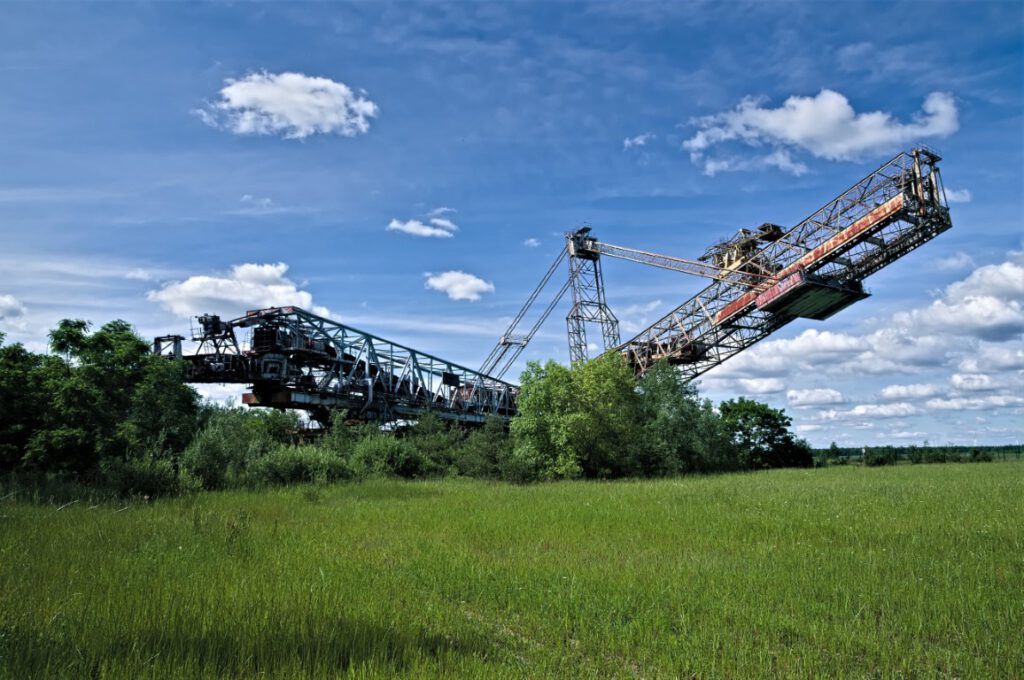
[616,148,951,377]
[173,306,517,426]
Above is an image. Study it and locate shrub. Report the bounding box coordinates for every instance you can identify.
[249,445,353,486]
[183,409,277,489]
[351,434,422,478]
[101,457,181,497]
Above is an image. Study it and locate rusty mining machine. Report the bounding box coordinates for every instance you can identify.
[155,148,952,426]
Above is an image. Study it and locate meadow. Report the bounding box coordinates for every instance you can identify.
[1,463,1021,678]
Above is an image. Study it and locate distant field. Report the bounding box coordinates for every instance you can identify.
[2,464,1021,678]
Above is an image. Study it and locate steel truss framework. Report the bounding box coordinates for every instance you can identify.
[158,306,517,425]
[158,148,951,426]
[616,148,951,376]
[566,231,621,362]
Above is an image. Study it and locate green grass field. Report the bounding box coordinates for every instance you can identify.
[2,463,1021,678]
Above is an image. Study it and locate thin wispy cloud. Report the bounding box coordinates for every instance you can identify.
[623,133,655,150]
[387,218,456,238]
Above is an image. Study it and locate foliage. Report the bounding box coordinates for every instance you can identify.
[719,397,813,469]
[1,320,201,476]
[248,444,353,486]
[183,409,275,489]
[454,416,511,479]
[351,433,421,478]
[100,456,183,497]
[511,356,643,480]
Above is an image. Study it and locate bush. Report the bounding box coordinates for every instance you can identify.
[183,409,277,489]
[101,457,181,497]
[249,445,353,486]
[351,434,423,478]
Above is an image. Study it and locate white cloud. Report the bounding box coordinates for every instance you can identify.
[227,193,288,216]
[125,268,155,281]
[619,300,664,334]
[523,238,541,248]
[428,206,456,217]
[958,345,1024,373]
[700,149,810,177]
[879,383,941,400]
[0,294,27,321]
[821,402,921,420]
[788,388,844,407]
[737,378,785,394]
[428,217,459,232]
[886,431,927,439]
[796,424,824,433]
[894,295,1022,343]
[386,218,455,238]
[949,373,996,392]
[935,252,975,270]
[925,394,1024,411]
[683,90,958,174]
[148,262,328,318]
[891,260,1024,343]
[623,133,655,150]
[424,271,495,301]
[945,260,1024,303]
[944,188,972,203]
[198,71,378,139]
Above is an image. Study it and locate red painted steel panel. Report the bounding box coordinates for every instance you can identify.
[714,194,904,325]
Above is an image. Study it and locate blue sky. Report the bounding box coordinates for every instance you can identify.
[1,1,1021,446]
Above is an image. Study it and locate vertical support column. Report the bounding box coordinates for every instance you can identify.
[566,236,620,363]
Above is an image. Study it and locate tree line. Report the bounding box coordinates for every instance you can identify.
[0,319,815,497]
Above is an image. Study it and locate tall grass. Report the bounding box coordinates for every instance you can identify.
[1,463,1021,678]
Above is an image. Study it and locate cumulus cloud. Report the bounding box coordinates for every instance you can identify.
[424,271,495,301]
[623,133,655,150]
[386,219,455,238]
[737,378,785,394]
[879,383,941,400]
[949,373,996,392]
[523,238,541,248]
[683,89,958,175]
[894,260,1024,342]
[788,388,844,407]
[0,294,27,321]
[958,344,1024,373]
[197,71,378,139]
[148,263,328,318]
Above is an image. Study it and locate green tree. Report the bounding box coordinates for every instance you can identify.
[719,397,811,469]
[0,336,56,469]
[17,319,201,475]
[510,355,642,479]
[455,416,511,479]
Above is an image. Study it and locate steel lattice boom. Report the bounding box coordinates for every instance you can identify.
[615,148,951,376]
[157,148,951,426]
[155,306,517,426]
